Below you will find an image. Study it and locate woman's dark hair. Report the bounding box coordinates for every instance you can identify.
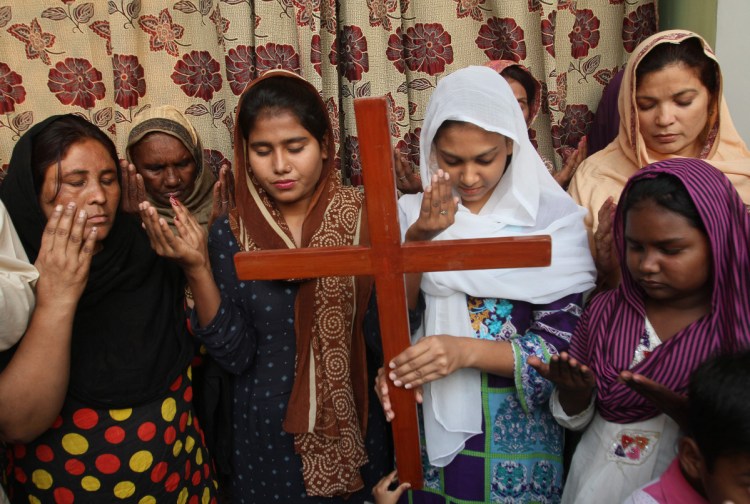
[31,115,119,201]
[636,37,719,97]
[501,65,536,114]
[238,76,328,145]
[622,174,705,233]
[688,350,750,471]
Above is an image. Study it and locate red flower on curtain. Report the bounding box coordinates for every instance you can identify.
[292,0,320,30]
[541,11,556,57]
[386,29,406,73]
[209,9,231,44]
[622,4,657,53]
[113,54,146,109]
[7,18,57,65]
[367,0,398,30]
[344,134,362,186]
[203,149,231,179]
[320,0,338,35]
[171,51,222,101]
[311,35,322,75]
[325,97,340,145]
[0,63,26,114]
[551,104,593,149]
[47,58,106,109]
[593,66,620,86]
[226,45,256,95]
[476,18,526,62]
[528,128,539,149]
[395,127,421,168]
[404,23,453,75]
[527,0,542,13]
[90,20,112,56]
[256,43,301,74]
[454,0,486,22]
[138,9,185,58]
[334,25,368,82]
[385,92,405,137]
[569,9,600,58]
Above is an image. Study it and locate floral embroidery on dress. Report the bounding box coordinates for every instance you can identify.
[469,297,516,341]
[491,460,528,502]
[606,430,660,465]
[491,392,562,456]
[513,334,555,413]
[530,460,562,502]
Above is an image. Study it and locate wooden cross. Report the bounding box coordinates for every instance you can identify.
[233,97,551,490]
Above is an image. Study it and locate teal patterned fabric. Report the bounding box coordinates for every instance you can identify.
[402,294,580,503]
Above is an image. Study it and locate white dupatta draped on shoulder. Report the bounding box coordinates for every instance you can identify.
[398,66,595,467]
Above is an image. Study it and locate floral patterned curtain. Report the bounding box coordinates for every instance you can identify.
[0,0,657,186]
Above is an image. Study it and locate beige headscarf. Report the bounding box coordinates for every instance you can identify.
[568,29,750,243]
[126,105,215,229]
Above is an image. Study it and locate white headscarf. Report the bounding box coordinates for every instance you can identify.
[398,66,595,467]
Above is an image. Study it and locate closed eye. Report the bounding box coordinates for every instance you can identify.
[626,240,643,252]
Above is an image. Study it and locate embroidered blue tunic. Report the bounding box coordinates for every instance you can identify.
[403,293,583,504]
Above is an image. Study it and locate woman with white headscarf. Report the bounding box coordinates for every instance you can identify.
[377,66,595,503]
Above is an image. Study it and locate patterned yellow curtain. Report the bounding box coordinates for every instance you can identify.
[0,0,657,185]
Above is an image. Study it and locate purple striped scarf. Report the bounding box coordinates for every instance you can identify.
[570,158,750,423]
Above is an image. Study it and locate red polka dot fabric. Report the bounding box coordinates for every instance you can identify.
[4,367,218,502]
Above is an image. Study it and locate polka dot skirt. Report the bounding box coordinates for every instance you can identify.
[4,367,218,503]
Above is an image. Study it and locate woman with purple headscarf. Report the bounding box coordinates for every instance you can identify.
[531,157,750,503]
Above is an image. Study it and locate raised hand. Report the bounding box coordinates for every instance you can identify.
[528,352,596,416]
[394,149,422,195]
[119,159,147,214]
[139,198,208,273]
[594,196,619,288]
[619,371,688,430]
[140,199,221,328]
[0,202,97,442]
[372,469,411,504]
[209,164,235,228]
[35,202,97,307]
[554,136,587,189]
[405,170,458,242]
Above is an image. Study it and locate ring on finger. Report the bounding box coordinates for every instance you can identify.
[439,209,448,216]
[399,175,407,181]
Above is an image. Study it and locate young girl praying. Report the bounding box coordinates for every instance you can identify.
[377,66,595,503]
[138,70,391,502]
[531,158,750,503]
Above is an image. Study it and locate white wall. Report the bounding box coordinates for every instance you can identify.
[716,0,750,145]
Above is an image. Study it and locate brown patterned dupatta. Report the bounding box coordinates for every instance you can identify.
[229,70,373,496]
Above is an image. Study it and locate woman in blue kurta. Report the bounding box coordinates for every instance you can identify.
[377,66,596,503]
